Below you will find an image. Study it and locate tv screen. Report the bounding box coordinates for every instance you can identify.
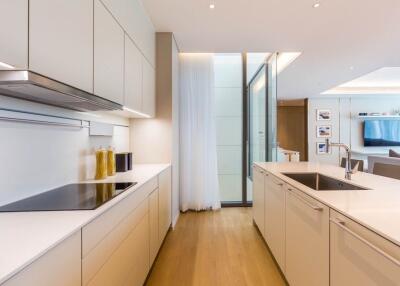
[364,120,400,146]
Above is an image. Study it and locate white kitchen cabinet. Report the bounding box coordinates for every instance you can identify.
[142,57,156,117]
[264,174,286,272]
[124,34,143,111]
[285,186,329,286]
[149,188,159,265]
[330,210,400,286]
[158,167,172,243]
[3,231,81,286]
[94,0,124,104]
[0,0,28,69]
[29,0,93,92]
[100,0,156,67]
[252,166,265,237]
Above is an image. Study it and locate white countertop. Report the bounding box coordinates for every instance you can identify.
[0,164,170,284]
[255,162,400,247]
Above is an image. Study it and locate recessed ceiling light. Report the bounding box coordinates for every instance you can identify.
[209,3,215,9]
[313,3,320,8]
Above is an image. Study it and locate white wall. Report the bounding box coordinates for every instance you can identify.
[0,95,130,206]
[214,54,243,202]
[308,96,400,165]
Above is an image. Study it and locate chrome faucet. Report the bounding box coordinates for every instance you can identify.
[325,138,357,180]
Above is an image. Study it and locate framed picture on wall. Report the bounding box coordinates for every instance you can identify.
[317,125,332,138]
[317,109,331,121]
[316,142,331,154]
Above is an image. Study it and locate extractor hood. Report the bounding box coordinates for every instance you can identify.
[0,70,123,111]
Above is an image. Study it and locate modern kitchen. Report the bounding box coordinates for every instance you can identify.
[1,0,400,285]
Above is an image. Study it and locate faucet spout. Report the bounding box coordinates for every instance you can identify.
[325,138,355,180]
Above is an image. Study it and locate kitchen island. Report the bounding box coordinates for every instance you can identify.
[253,162,400,286]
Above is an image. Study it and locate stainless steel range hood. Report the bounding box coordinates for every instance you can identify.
[0,70,123,111]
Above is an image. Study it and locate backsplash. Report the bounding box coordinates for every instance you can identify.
[0,95,130,206]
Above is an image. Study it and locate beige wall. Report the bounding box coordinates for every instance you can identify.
[130,32,180,226]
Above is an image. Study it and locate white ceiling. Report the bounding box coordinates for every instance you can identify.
[142,0,400,99]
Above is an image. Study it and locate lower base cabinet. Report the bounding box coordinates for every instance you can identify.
[3,231,81,286]
[285,187,329,286]
[330,210,400,286]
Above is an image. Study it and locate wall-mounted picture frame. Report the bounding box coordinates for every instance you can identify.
[317,109,331,121]
[316,142,331,154]
[317,125,332,138]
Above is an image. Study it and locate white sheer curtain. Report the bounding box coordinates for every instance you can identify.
[179,53,221,212]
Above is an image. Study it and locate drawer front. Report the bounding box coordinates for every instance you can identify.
[330,210,400,286]
[86,213,150,286]
[82,198,148,285]
[82,177,157,257]
[3,231,81,286]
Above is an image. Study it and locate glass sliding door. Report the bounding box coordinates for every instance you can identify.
[247,53,278,202]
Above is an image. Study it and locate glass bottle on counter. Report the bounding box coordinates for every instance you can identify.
[107,146,116,176]
[95,147,107,180]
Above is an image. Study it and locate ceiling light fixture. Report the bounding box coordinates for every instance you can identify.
[209,3,215,9]
[313,3,320,8]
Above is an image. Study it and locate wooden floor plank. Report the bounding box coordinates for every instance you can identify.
[146,208,286,286]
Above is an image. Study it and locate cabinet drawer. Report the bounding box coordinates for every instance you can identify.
[82,198,148,285]
[330,210,400,286]
[3,231,81,286]
[86,213,150,286]
[82,177,157,256]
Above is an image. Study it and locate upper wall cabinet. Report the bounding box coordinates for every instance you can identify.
[124,34,143,111]
[100,0,156,67]
[94,0,124,105]
[142,58,156,117]
[29,0,93,92]
[0,0,28,69]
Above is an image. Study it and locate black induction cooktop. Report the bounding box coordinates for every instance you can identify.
[0,182,136,212]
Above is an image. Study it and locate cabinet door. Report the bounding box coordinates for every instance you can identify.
[29,0,93,92]
[100,0,156,67]
[149,188,159,265]
[252,166,265,237]
[4,231,81,286]
[330,210,400,286]
[124,34,143,111]
[285,187,329,286]
[158,167,172,244]
[94,0,124,104]
[0,0,28,69]
[142,57,156,117]
[265,175,285,272]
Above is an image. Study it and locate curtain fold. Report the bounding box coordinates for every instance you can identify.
[179,53,221,212]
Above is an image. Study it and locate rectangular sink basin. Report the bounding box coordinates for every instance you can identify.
[281,172,369,191]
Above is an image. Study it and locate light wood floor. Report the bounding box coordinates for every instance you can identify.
[145,208,286,286]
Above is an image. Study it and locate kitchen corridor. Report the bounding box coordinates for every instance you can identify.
[145,208,286,286]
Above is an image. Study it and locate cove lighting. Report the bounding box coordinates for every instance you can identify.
[0,61,15,69]
[322,67,400,95]
[123,106,151,118]
[277,52,301,75]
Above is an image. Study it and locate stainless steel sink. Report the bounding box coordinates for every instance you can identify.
[281,172,369,191]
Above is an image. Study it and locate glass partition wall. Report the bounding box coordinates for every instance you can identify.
[214,53,278,206]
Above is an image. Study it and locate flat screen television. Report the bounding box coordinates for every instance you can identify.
[364,120,400,146]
